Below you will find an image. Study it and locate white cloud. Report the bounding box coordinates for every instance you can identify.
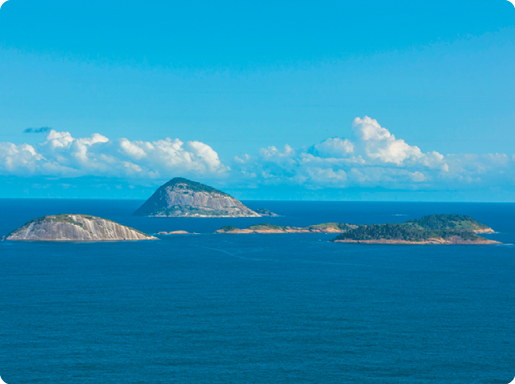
[410,171,426,182]
[232,116,515,190]
[311,137,354,158]
[0,130,226,179]
[352,116,443,167]
[1,118,515,193]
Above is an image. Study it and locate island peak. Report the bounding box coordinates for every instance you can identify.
[133,178,261,217]
[5,214,157,242]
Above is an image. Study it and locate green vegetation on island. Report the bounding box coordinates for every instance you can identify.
[160,177,230,197]
[248,223,285,231]
[215,214,497,244]
[404,214,491,232]
[217,222,354,233]
[24,214,85,228]
[218,223,285,232]
[334,223,481,242]
[333,214,496,244]
[219,225,241,232]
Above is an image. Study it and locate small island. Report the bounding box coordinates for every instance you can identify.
[157,230,194,235]
[253,209,280,217]
[5,214,158,242]
[216,223,356,234]
[332,214,499,245]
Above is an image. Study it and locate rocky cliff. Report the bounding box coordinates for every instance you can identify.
[5,214,157,242]
[133,178,260,217]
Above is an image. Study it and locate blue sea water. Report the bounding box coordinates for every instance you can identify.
[0,199,514,383]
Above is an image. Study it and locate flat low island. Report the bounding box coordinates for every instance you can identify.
[213,214,500,245]
[216,223,356,234]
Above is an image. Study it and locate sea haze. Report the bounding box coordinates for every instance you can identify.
[0,200,514,383]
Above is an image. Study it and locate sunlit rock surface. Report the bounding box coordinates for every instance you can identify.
[133,177,260,217]
[6,214,157,242]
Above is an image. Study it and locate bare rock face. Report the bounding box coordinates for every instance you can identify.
[254,209,280,217]
[6,214,158,242]
[133,178,260,217]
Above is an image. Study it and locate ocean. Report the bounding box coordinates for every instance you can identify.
[0,199,514,383]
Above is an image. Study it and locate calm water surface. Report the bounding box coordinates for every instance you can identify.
[0,200,514,383]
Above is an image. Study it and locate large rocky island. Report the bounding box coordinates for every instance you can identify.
[332,214,499,245]
[134,178,265,217]
[5,214,157,242]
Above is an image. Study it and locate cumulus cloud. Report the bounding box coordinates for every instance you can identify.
[0,130,226,179]
[24,127,52,133]
[310,137,354,158]
[2,117,515,193]
[351,117,446,168]
[232,116,515,190]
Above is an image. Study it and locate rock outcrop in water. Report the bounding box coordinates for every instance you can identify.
[133,178,261,217]
[254,209,280,217]
[5,214,157,242]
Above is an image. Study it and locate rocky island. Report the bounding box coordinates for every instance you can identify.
[332,214,499,245]
[211,214,499,244]
[254,209,280,217]
[217,222,356,234]
[133,178,276,218]
[157,230,194,235]
[5,214,157,242]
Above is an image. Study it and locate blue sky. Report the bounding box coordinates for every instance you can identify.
[0,0,514,200]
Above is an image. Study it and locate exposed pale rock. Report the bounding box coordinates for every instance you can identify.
[133,177,260,217]
[254,209,280,217]
[157,230,192,235]
[6,214,157,242]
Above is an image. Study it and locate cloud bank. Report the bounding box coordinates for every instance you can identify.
[232,116,515,191]
[0,129,226,179]
[1,117,515,196]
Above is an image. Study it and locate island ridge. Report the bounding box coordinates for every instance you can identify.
[133,177,274,218]
[5,214,157,242]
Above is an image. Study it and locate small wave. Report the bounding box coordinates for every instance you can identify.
[392,214,408,217]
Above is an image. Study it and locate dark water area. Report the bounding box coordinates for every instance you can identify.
[0,199,514,383]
